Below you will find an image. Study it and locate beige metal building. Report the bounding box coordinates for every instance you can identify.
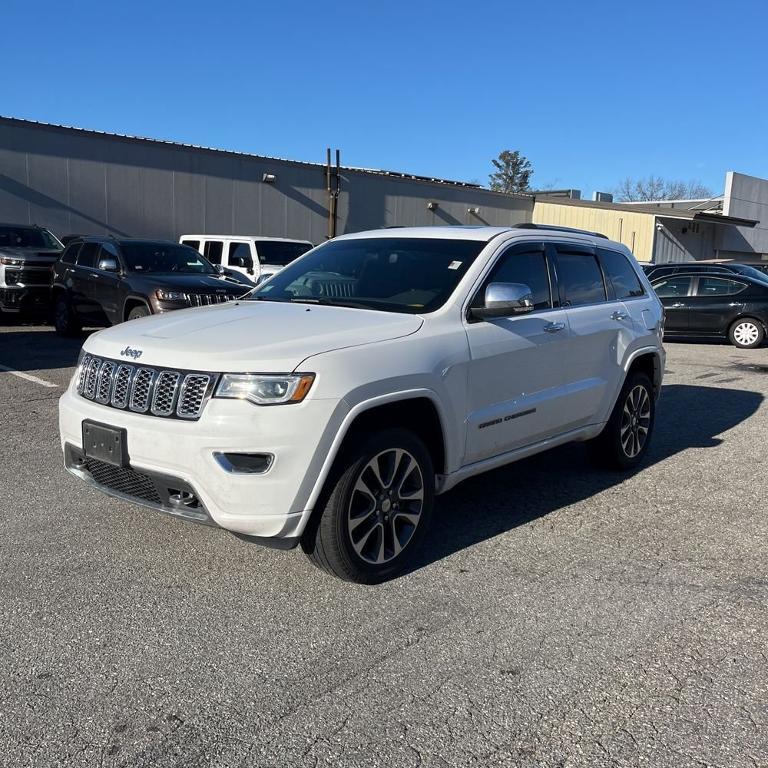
[533,178,761,265]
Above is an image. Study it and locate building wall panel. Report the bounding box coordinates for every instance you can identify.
[0,117,534,245]
[533,201,655,261]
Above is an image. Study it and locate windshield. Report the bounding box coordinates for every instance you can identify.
[250,237,485,313]
[121,243,217,275]
[0,226,62,250]
[257,241,313,266]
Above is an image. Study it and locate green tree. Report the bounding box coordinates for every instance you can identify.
[489,150,533,194]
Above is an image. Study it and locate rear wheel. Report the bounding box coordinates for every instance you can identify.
[301,428,434,583]
[127,305,150,322]
[54,294,82,337]
[729,317,764,349]
[590,372,655,470]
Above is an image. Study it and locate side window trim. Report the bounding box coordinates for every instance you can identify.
[467,241,556,318]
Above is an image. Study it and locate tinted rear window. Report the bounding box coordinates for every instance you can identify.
[556,251,606,306]
[598,248,645,300]
[256,241,313,266]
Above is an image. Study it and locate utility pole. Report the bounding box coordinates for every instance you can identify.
[326,148,341,239]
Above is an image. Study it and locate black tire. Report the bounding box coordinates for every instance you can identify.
[53,294,82,337]
[127,305,150,321]
[590,372,655,470]
[301,428,435,583]
[728,317,765,349]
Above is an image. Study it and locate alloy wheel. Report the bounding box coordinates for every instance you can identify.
[620,384,651,458]
[347,448,424,565]
[733,321,760,347]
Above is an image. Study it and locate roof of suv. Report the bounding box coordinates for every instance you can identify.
[334,224,619,248]
[71,237,181,246]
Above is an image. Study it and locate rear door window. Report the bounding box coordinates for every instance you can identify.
[653,275,692,297]
[555,249,606,306]
[181,239,200,251]
[598,248,645,300]
[695,277,746,296]
[203,240,223,265]
[76,242,100,268]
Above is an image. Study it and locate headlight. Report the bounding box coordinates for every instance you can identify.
[215,373,315,405]
[155,289,189,302]
[0,256,22,266]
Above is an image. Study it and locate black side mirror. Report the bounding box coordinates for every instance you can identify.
[469,282,535,321]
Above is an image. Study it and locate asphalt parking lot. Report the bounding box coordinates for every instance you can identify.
[1,322,767,768]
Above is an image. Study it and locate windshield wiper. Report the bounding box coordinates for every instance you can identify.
[288,297,373,310]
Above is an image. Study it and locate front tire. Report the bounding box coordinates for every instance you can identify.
[729,317,764,349]
[127,305,150,322]
[590,372,655,470]
[54,295,82,337]
[301,428,434,583]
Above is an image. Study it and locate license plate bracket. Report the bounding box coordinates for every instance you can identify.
[82,421,128,467]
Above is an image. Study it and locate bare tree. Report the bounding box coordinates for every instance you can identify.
[616,176,713,202]
[489,150,533,194]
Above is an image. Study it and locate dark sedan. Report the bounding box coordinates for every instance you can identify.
[652,271,768,348]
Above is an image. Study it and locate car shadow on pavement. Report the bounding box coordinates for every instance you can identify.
[412,384,763,574]
[0,325,95,372]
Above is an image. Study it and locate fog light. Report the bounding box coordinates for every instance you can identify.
[214,452,274,474]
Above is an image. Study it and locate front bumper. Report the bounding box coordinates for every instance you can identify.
[59,385,347,540]
[0,285,50,313]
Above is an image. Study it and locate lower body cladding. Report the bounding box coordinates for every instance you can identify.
[58,387,347,547]
[0,285,50,313]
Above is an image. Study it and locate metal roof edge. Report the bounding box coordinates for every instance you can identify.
[0,115,524,195]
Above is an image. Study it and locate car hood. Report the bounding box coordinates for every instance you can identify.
[84,300,424,372]
[129,273,250,292]
[0,247,61,263]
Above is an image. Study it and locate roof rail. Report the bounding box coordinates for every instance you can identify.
[513,223,608,239]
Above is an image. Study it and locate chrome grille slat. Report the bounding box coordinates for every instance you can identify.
[111,364,134,408]
[177,374,212,419]
[77,354,92,394]
[76,355,215,420]
[129,368,155,413]
[95,360,115,403]
[83,357,101,399]
[151,371,181,416]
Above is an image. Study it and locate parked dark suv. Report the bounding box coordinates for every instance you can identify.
[51,238,251,335]
[0,224,63,315]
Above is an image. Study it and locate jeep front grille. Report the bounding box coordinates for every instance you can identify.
[76,354,217,420]
[189,292,242,307]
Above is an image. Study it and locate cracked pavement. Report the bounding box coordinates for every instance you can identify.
[1,323,767,767]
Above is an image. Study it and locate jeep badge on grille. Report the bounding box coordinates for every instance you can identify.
[120,346,143,360]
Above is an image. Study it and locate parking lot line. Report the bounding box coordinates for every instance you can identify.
[0,363,58,388]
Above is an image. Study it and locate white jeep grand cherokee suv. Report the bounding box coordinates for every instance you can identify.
[59,225,665,583]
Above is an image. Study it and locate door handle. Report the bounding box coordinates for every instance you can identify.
[543,321,566,333]
[670,302,686,308]
[610,311,629,321]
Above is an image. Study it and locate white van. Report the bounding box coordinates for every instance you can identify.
[179,235,313,283]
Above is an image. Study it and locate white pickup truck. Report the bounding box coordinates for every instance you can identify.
[60,224,664,583]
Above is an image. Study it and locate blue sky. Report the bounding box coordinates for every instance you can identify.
[3,0,767,197]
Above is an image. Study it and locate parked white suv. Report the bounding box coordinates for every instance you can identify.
[59,225,664,582]
[179,235,312,283]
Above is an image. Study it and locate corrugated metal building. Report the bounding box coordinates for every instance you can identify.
[0,116,532,243]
